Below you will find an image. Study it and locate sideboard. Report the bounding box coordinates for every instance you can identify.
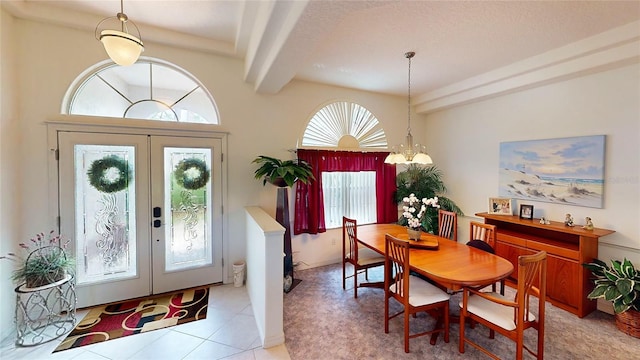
[476,212,615,318]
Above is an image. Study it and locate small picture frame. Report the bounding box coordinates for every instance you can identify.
[488,197,513,215]
[519,204,534,220]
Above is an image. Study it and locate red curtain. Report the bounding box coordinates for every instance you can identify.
[294,149,397,235]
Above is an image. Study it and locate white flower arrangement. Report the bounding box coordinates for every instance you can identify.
[402,193,440,230]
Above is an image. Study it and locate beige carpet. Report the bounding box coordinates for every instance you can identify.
[284,263,639,359]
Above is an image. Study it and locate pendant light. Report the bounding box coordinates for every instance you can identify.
[384,51,433,165]
[95,0,144,66]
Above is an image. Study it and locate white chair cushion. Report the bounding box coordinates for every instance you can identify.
[390,275,450,306]
[459,292,536,331]
[358,255,385,266]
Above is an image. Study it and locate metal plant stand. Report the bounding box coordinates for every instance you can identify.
[14,275,77,346]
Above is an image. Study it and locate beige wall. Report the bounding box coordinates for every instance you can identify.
[0,7,20,341]
[425,63,640,260]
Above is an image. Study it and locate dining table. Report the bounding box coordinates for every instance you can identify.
[356,223,514,292]
[356,223,514,345]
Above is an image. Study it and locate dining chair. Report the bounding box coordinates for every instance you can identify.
[466,221,503,294]
[342,217,385,298]
[437,209,458,242]
[459,250,547,360]
[384,234,450,352]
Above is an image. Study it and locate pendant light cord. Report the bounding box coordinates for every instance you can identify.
[405,51,415,135]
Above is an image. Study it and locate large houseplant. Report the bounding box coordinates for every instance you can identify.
[252,155,315,187]
[395,164,463,234]
[583,258,640,338]
[1,231,75,288]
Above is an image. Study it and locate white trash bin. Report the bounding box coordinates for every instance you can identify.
[233,261,245,287]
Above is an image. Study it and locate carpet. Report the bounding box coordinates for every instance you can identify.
[53,286,209,353]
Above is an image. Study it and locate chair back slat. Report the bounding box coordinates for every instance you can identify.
[438,210,458,241]
[343,217,358,261]
[517,251,547,324]
[470,221,496,248]
[385,234,410,301]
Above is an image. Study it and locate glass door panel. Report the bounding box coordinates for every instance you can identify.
[74,145,137,283]
[151,137,222,294]
[59,132,150,308]
[164,147,212,271]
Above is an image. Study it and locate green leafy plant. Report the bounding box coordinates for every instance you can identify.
[395,164,463,234]
[583,258,640,314]
[252,155,315,187]
[1,231,75,288]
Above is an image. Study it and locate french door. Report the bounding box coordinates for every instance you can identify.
[58,131,223,308]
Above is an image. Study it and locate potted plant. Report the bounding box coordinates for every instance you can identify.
[1,231,75,288]
[583,258,640,338]
[252,155,315,292]
[395,164,463,234]
[252,155,315,187]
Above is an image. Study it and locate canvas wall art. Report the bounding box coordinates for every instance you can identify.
[499,135,605,208]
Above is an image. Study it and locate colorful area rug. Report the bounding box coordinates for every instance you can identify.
[54,286,209,353]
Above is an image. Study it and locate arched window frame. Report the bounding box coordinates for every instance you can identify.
[62,57,220,125]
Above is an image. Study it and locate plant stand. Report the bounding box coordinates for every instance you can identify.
[14,275,77,346]
[276,187,296,293]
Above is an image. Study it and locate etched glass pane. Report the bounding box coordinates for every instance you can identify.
[164,148,213,271]
[74,145,136,284]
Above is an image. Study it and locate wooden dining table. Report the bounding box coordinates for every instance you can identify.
[356,223,514,292]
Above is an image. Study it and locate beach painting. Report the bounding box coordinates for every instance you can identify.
[499,135,605,208]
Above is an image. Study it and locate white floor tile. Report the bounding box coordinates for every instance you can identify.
[87,328,170,359]
[126,331,204,360]
[0,285,290,360]
[182,339,244,360]
[208,314,260,350]
[253,344,291,360]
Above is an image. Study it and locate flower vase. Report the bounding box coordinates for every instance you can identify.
[407,228,421,240]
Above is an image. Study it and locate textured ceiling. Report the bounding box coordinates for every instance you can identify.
[7,0,640,98]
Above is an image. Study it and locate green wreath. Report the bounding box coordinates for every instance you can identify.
[174,158,210,190]
[87,155,131,193]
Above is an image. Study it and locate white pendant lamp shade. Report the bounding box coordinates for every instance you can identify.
[384,51,433,165]
[100,30,144,66]
[95,0,144,66]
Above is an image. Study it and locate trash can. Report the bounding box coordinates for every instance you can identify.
[233,261,245,287]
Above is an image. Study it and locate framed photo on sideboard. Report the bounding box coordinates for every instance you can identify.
[488,197,513,215]
[519,204,534,220]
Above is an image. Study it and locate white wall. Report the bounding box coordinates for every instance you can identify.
[0,7,21,341]
[0,15,414,341]
[424,63,640,266]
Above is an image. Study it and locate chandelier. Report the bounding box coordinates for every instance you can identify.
[384,51,433,165]
[95,0,144,66]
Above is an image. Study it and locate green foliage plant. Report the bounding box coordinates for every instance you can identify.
[395,164,463,234]
[1,231,75,288]
[252,155,315,187]
[583,258,640,314]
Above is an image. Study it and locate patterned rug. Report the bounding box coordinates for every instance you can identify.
[54,286,209,353]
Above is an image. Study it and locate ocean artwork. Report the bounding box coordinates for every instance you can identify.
[499,135,605,208]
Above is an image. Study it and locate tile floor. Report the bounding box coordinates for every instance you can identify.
[0,285,291,360]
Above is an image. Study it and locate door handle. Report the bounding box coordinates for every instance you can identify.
[153,207,161,218]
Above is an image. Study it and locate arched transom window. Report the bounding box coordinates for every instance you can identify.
[301,102,387,149]
[64,58,219,124]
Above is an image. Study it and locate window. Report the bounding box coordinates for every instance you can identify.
[63,58,219,124]
[322,171,377,228]
[294,101,396,235]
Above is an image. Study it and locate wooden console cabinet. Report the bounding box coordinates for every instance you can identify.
[476,212,615,318]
